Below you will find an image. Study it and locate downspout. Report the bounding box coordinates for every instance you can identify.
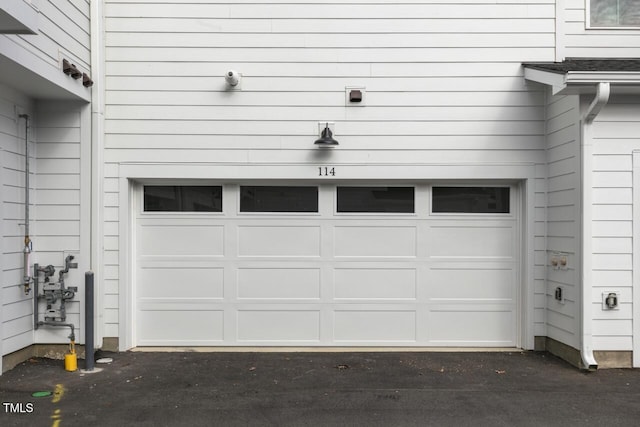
[19,114,32,295]
[580,81,610,370]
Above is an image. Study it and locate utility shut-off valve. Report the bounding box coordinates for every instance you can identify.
[34,255,78,323]
[34,255,79,372]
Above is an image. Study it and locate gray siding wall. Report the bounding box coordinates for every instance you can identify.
[545,92,581,349]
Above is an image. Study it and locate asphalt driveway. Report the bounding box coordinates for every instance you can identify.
[1,350,640,426]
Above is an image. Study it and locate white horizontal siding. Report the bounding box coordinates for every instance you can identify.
[106,61,528,78]
[104,120,544,137]
[107,32,555,49]
[103,0,554,346]
[544,92,581,349]
[562,0,640,58]
[106,90,543,106]
[4,0,91,71]
[107,48,552,63]
[105,105,544,122]
[105,2,555,19]
[0,85,34,356]
[591,96,640,351]
[106,76,530,92]
[32,102,84,345]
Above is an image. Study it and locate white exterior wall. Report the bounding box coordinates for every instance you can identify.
[545,92,581,348]
[561,0,640,58]
[12,0,90,70]
[103,1,554,347]
[1,92,90,359]
[1,0,93,368]
[2,0,90,71]
[32,101,90,345]
[0,1,92,101]
[589,95,639,351]
[0,85,35,357]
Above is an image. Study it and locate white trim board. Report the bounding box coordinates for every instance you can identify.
[632,151,640,368]
[116,162,537,351]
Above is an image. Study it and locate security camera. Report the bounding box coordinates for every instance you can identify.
[225,70,241,87]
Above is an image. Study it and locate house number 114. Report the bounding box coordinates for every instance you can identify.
[318,167,336,177]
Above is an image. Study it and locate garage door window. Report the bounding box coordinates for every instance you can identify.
[337,187,415,213]
[240,186,318,212]
[432,187,509,213]
[144,186,222,212]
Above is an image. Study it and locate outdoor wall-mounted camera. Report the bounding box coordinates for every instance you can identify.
[225,70,241,87]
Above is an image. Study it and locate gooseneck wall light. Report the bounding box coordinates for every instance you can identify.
[314,123,339,147]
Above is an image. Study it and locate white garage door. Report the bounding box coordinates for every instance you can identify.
[135,184,519,347]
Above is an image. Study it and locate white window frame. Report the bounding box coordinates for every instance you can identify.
[334,185,418,216]
[237,184,321,216]
[141,185,224,214]
[429,184,517,218]
[586,0,640,30]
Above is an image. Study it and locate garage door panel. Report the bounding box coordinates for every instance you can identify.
[428,265,515,301]
[138,310,224,345]
[334,268,417,300]
[138,299,224,311]
[138,266,224,299]
[429,224,514,259]
[334,310,417,342]
[135,184,520,348]
[139,224,224,257]
[237,268,321,300]
[427,309,516,345]
[334,226,417,257]
[237,310,320,342]
[238,225,320,257]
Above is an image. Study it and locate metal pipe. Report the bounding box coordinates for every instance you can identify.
[85,271,95,371]
[38,321,75,342]
[90,0,106,351]
[19,114,32,295]
[33,263,39,330]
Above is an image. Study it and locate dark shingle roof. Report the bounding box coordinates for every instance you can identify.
[523,58,640,74]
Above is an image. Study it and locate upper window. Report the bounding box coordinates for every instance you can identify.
[432,187,510,214]
[591,0,640,27]
[240,186,318,212]
[144,186,222,212]
[337,187,415,213]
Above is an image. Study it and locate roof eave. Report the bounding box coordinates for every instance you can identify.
[523,67,567,95]
[524,67,640,95]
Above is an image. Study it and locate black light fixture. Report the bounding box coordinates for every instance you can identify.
[70,65,82,79]
[82,73,94,87]
[314,123,339,147]
[62,59,73,75]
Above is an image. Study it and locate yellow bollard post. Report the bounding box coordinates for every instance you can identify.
[64,341,77,372]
